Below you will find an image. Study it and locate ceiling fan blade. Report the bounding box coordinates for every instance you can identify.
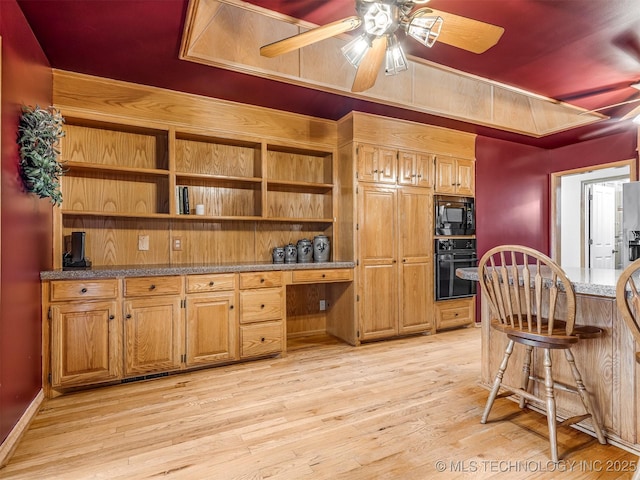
[426,8,504,54]
[260,16,361,58]
[351,36,387,93]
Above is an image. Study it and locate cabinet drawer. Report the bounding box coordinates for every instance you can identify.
[239,271,282,289]
[291,268,353,284]
[50,279,118,302]
[186,273,236,293]
[240,288,283,323]
[124,276,182,297]
[435,298,475,330]
[240,321,283,358]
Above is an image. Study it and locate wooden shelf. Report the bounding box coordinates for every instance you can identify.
[176,173,262,188]
[61,210,173,219]
[66,162,169,177]
[266,180,333,193]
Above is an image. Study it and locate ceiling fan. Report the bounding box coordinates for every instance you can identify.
[259,0,505,93]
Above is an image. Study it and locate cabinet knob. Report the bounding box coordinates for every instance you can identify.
[109,315,115,320]
[403,259,406,262]
[393,259,397,263]
[209,281,215,286]
[230,305,234,310]
[260,278,265,283]
[261,337,266,342]
[80,288,87,294]
[149,284,156,290]
[261,304,265,309]
[126,314,132,319]
[322,274,326,278]
[418,174,422,178]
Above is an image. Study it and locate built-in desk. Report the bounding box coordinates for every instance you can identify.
[40,262,354,397]
[457,266,640,455]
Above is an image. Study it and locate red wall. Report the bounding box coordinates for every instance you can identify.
[1,1,53,442]
[476,130,638,259]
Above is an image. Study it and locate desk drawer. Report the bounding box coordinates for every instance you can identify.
[239,271,282,289]
[240,288,283,323]
[124,276,182,297]
[186,274,236,293]
[50,279,118,302]
[291,269,353,284]
[240,321,283,358]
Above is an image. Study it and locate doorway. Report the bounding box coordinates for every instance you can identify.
[551,160,635,269]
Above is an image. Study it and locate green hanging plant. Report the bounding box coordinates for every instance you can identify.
[17,105,66,205]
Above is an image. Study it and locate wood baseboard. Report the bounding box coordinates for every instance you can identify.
[0,389,44,467]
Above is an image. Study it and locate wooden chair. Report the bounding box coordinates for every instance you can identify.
[478,245,607,462]
[615,258,640,480]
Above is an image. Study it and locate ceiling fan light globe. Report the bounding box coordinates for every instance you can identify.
[385,35,408,75]
[363,3,396,36]
[406,14,443,47]
[342,34,371,68]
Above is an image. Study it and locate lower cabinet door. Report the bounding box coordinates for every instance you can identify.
[123,297,182,376]
[185,292,237,366]
[399,260,433,334]
[50,300,121,388]
[360,264,397,340]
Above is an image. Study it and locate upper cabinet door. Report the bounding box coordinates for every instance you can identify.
[398,151,417,186]
[414,152,435,188]
[376,147,397,184]
[435,156,457,194]
[356,143,378,183]
[456,158,475,196]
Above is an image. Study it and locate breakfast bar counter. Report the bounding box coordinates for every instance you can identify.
[457,266,640,455]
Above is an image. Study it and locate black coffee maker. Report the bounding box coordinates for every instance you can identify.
[63,231,92,270]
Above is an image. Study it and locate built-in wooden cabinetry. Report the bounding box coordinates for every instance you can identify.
[337,112,476,343]
[434,156,475,196]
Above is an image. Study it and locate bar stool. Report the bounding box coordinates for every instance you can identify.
[478,245,607,462]
[615,258,640,480]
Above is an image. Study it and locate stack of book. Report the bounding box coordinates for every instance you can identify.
[176,186,190,214]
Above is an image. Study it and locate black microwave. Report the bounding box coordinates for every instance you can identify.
[435,195,475,236]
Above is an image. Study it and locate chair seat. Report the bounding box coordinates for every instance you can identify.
[491,317,603,349]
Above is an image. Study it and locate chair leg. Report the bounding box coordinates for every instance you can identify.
[543,348,559,463]
[519,345,533,409]
[481,339,514,424]
[564,348,607,445]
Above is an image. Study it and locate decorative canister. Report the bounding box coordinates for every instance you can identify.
[313,235,330,262]
[297,238,313,263]
[272,246,285,264]
[284,243,297,263]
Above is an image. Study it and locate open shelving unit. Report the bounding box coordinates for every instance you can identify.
[54,116,336,267]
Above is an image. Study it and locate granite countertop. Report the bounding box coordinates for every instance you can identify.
[41,261,355,281]
[456,266,624,298]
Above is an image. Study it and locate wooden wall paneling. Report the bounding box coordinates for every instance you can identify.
[175,135,261,177]
[61,122,168,169]
[63,171,170,215]
[492,87,538,135]
[255,222,331,263]
[299,36,355,92]
[266,149,332,184]
[61,217,171,265]
[53,71,337,148]
[266,187,332,220]
[168,220,256,264]
[178,179,261,217]
[286,284,327,337]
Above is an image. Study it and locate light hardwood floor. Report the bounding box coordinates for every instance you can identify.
[1,327,637,479]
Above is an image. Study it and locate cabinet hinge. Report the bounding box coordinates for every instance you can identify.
[357,330,360,338]
[181,299,186,308]
[47,307,52,320]
[356,294,360,301]
[356,259,359,266]
[181,354,186,363]
[356,185,358,194]
[356,171,359,180]
[356,223,359,230]
[48,372,52,384]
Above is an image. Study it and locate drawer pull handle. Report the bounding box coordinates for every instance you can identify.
[261,337,266,342]
[126,314,132,319]
[260,278,265,283]
[209,281,215,286]
[322,274,326,278]
[80,288,87,294]
[149,284,156,290]
[109,315,115,320]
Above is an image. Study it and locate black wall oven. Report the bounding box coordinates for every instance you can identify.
[435,238,477,301]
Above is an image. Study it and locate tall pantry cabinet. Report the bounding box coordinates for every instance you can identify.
[337,112,476,344]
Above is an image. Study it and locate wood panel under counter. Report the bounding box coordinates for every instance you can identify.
[456,266,640,455]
